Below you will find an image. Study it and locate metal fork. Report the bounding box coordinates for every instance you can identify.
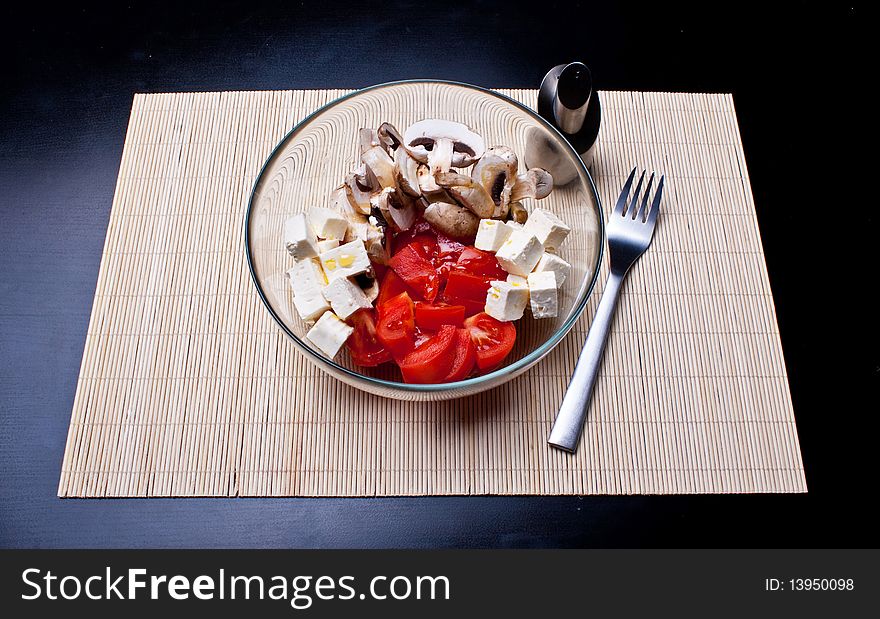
[548,167,665,453]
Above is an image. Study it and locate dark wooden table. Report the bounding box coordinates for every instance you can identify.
[1,2,873,548]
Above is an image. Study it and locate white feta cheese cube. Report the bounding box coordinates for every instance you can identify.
[505,274,528,286]
[292,292,329,324]
[317,238,340,253]
[293,292,330,323]
[522,209,571,251]
[495,229,544,277]
[306,311,354,358]
[533,252,571,286]
[309,207,348,240]
[474,219,512,253]
[322,277,373,320]
[504,220,524,233]
[319,240,371,281]
[283,213,319,260]
[288,258,330,322]
[289,257,327,290]
[527,271,558,318]
[485,280,530,322]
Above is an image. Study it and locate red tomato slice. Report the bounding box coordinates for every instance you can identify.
[464,312,517,370]
[398,325,457,383]
[443,328,477,381]
[375,292,416,358]
[370,261,388,282]
[408,233,439,260]
[435,233,466,260]
[456,246,507,279]
[389,244,441,302]
[442,271,494,316]
[345,308,392,367]
[391,219,434,255]
[377,269,414,307]
[414,303,466,331]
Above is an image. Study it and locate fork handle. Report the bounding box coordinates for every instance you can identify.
[548,270,625,453]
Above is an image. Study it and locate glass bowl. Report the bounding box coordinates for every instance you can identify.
[246,80,604,401]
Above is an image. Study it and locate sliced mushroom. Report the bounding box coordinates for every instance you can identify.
[510,168,554,202]
[345,217,389,265]
[404,119,485,175]
[353,272,380,303]
[394,147,421,197]
[433,171,496,219]
[359,128,380,156]
[343,172,374,215]
[330,186,388,264]
[330,185,360,219]
[389,190,418,232]
[358,128,381,189]
[354,222,390,265]
[370,186,417,232]
[377,122,405,154]
[352,163,373,191]
[471,146,518,218]
[423,202,480,239]
[361,145,397,189]
[417,164,451,202]
[508,201,529,224]
[369,205,389,232]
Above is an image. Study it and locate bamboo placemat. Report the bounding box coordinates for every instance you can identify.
[58,88,806,497]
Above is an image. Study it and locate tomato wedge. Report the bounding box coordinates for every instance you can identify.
[407,233,439,260]
[370,261,389,283]
[389,244,441,302]
[398,325,457,383]
[455,246,507,279]
[414,303,465,331]
[377,269,415,307]
[345,308,392,367]
[464,312,517,370]
[391,219,434,255]
[443,328,477,381]
[442,271,494,316]
[375,292,416,358]
[435,233,466,260]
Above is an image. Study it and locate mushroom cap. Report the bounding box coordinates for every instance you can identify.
[423,202,480,239]
[404,119,486,168]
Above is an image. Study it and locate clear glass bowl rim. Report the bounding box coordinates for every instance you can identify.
[244,79,605,393]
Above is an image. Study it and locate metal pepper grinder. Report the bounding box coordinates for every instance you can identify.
[525,62,602,185]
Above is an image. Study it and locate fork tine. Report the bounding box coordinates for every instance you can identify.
[646,175,665,229]
[613,167,638,218]
[634,172,655,221]
[625,170,646,217]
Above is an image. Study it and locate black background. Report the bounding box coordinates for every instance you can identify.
[0,1,875,548]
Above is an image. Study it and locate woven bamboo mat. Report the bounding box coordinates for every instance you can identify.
[58,88,806,497]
